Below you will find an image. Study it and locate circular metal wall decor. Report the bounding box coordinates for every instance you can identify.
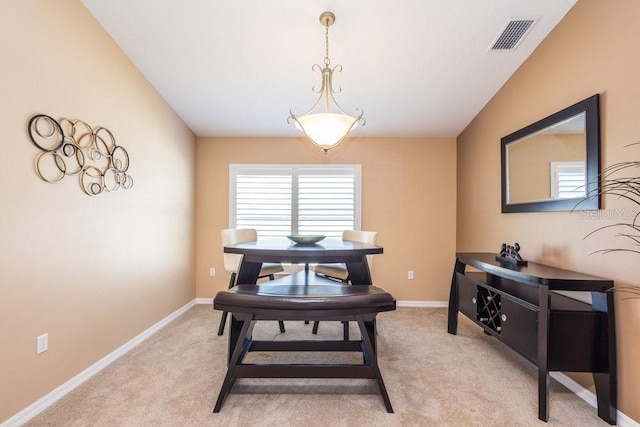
[27,114,133,196]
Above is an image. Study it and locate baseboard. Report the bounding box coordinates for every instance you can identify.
[396,301,448,308]
[1,300,196,427]
[550,372,638,427]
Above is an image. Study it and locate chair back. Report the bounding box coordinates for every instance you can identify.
[342,230,378,270]
[221,228,258,273]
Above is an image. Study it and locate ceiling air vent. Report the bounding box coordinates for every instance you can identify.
[490,19,536,50]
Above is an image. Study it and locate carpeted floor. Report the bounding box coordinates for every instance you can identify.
[25,305,609,426]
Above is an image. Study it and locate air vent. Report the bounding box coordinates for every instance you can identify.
[490,19,536,50]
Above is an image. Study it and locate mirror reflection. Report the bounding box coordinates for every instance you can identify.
[506,113,586,204]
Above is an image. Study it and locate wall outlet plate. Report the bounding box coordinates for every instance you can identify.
[37,333,48,354]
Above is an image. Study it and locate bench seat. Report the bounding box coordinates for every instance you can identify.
[215,283,395,314]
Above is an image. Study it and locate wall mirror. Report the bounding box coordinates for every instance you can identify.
[501,94,601,213]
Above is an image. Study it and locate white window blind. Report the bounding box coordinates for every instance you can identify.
[230,165,361,237]
[550,162,586,199]
[235,168,292,236]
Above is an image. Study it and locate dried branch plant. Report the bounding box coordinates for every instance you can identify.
[578,143,640,297]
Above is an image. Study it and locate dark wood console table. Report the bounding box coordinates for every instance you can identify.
[447,253,616,424]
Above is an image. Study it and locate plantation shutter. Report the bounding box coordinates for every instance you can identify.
[550,162,586,199]
[234,167,292,237]
[230,165,361,237]
[298,168,357,237]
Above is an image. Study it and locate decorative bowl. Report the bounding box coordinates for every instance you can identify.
[287,235,326,244]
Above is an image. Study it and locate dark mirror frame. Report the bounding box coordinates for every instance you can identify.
[501,94,601,213]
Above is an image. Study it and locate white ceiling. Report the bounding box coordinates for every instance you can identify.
[81,0,578,139]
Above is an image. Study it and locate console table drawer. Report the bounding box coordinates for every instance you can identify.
[500,296,538,362]
[456,272,480,319]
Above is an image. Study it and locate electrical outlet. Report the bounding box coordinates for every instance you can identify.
[408,270,414,280]
[37,333,48,355]
[209,267,216,277]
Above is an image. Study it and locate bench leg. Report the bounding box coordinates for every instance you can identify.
[357,316,393,413]
[214,314,255,412]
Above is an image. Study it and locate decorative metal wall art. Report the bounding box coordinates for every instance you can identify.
[27,114,133,196]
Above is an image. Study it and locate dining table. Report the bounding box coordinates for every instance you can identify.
[224,237,383,286]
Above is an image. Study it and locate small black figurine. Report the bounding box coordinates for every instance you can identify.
[497,242,527,265]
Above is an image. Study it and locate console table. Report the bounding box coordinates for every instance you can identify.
[447,253,616,424]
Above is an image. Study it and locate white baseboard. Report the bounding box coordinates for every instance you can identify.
[551,372,638,426]
[1,300,196,427]
[396,300,448,308]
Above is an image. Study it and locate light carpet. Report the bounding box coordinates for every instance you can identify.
[25,305,609,426]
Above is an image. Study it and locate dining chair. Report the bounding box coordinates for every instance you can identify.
[313,230,378,337]
[314,230,378,282]
[218,228,285,335]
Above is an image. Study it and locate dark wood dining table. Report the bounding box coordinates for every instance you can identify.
[224,237,383,286]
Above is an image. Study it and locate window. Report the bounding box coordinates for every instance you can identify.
[230,164,361,237]
[550,162,586,199]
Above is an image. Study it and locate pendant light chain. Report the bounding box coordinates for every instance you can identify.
[324,17,330,67]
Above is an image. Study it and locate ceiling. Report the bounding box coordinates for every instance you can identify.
[81,0,578,139]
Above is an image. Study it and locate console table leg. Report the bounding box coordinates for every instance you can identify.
[593,373,616,424]
[537,284,550,422]
[447,259,465,335]
[593,289,617,425]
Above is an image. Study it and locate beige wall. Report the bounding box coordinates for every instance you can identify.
[0,1,196,422]
[457,0,640,421]
[196,137,457,303]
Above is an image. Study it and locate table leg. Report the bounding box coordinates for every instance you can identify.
[235,256,262,285]
[345,257,372,285]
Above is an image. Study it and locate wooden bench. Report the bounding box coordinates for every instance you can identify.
[212,273,396,413]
